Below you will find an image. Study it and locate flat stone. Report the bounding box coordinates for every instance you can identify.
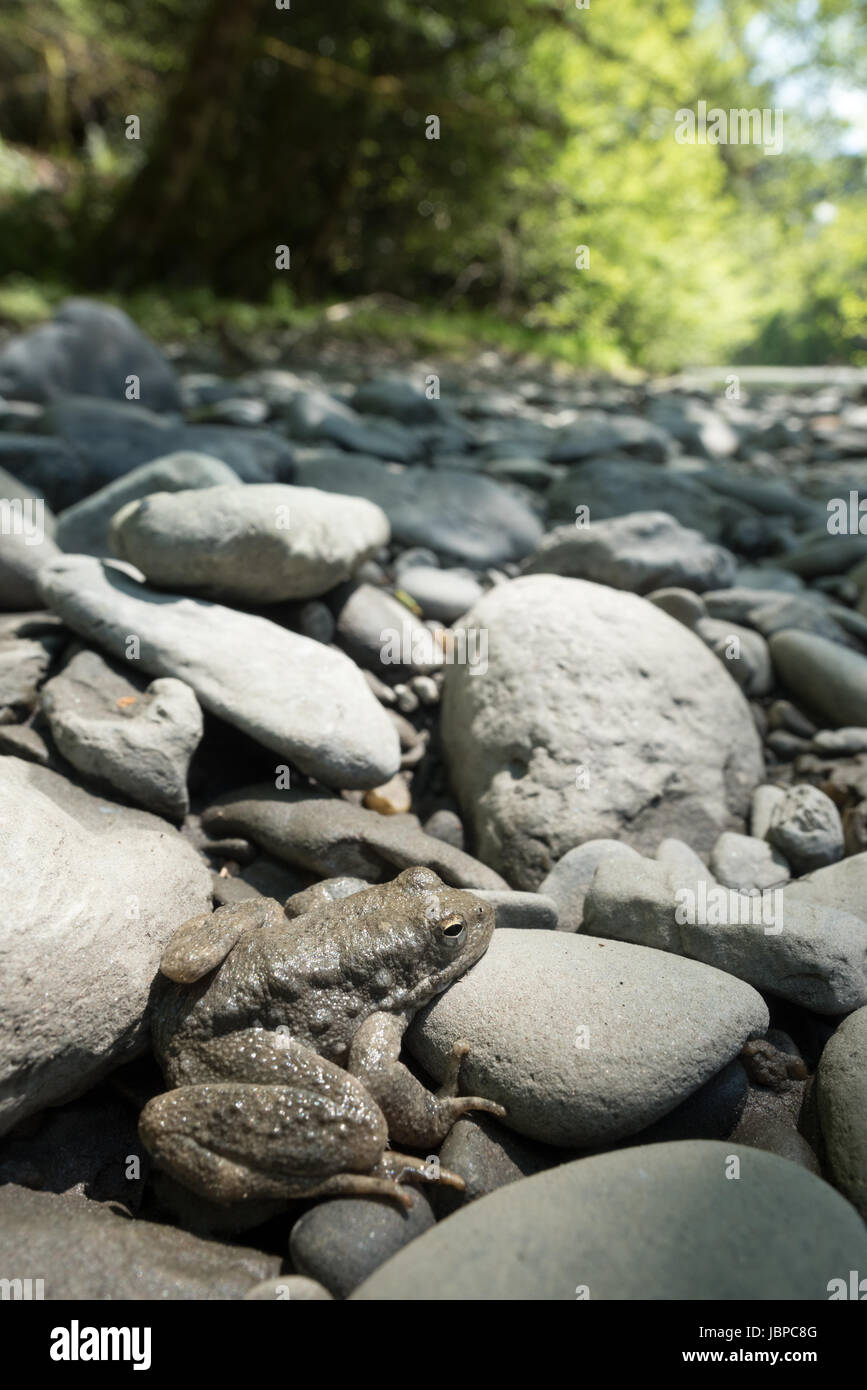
[0,757,211,1135]
[778,533,867,578]
[201,786,508,888]
[751,784,786,840]
[707,589,864,648]
[441,576,763,887]
[583,852,867,1015]
[176,423,296,483]
[0,722,54,764]
[692,616,774,697]
[702,469,820,520]
[645,594,773,697]
[632,1057,748,1143]
[408,929,768,1147]
[111,484,390,603]
[546,458,749,540]
[735,566,805,593]
[768,698,817,738]
[521,512,736,594]
[469,889,558,930]
[352,377,440,423]
[293,453,542,566]
[37,556,399,789]
[550,411,673,462]
[647,397,739,458]
[284,390,418,462]
[539,841,644,933]
[784,852,867,920]
[351,1141,867,1300]
[812,727,867,756]
[0,1185,279,1299]
[654,837,711,879]
[332,583,441,679]
[284,876,370,918]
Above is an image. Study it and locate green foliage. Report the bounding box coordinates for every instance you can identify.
[0,0,864,369]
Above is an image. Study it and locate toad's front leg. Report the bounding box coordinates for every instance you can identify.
[347,1012,506,1149]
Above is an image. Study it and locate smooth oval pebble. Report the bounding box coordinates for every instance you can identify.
[289,1190,435,1299]
[350,1141,867,1300]
[407,929,768,1147]
[769,628,867,727]
[111,484,390,603]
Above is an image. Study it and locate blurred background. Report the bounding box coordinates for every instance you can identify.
[0,0,864,371]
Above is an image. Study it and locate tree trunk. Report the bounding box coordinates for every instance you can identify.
[88,0,264,285]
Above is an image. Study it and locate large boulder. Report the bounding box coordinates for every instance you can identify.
[0,299,182,412]
[815,1005,867,1221]
[441,576,764,887]
[0,1185,279,1299]
[0,757,211,1135]
[351,1141,867,1300]
[408,929,768,1146]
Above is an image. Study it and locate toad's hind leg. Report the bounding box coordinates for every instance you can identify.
[139,1030,406,1205]
[347,1012,506,1149]
[139,1084,414,1206]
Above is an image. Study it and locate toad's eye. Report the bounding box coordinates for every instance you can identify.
[440,914,466,946]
